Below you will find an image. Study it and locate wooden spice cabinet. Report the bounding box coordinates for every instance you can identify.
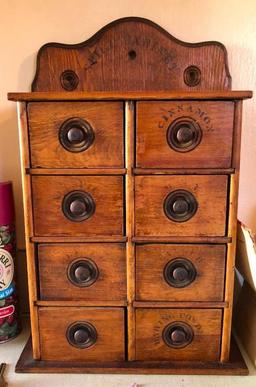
[8,17,252,374]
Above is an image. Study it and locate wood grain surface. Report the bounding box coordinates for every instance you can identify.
[36,301,127,307]
[136,101,234,168]
[17,102,41,359]
[8,90,253,101]
[32,175,124,236]
[133,168,235,175]
[10,16,253,371]
[125,101,136,360]
[132,236,231,243]
[38,243,126,301]
[135,244,226,302]
[221,172,240,361]
[38,307,125,361]
[135,308,222,361]
[16,336,249,375]
[27,168,126,175]
[28,102,124,168]
[133,301,228,308]
[135,175,228,236]
[221,102,243,361]
[31,17,231,92]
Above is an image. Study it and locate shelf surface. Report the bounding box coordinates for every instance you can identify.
[8,90,252,101]
[16,336,248,375]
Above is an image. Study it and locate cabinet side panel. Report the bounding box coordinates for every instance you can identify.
[17,102,40,359]
[221,101,243,362]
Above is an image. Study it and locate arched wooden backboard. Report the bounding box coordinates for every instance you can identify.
[32,17,231,92]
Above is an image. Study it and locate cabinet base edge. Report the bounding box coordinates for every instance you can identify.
[16,337,248,375]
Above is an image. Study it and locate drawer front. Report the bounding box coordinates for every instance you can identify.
[135,175,228,236]
[136,244,226,301]
[135,308,222,361]
[38,243,126,301]
[28,102,124,168]
[32,175,124,236]
[136,101,234,168]
[38,307,125,361]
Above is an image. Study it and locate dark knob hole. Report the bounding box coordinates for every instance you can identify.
[188,70,196,83]
[184,65,201,87]
[60,70,79,91]
[128,50,137,60]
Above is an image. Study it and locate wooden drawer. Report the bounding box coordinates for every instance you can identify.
[38,243,126,301]
[136,101,234,168]
[32,175,124,236]
[135,308,222,361]
[38,307,125,361]
[28,102,124,168]
[136,244,226,301]
[135,175,228,236]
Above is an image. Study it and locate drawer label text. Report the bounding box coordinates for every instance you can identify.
[158,104,214,132]
[152,313,202,345]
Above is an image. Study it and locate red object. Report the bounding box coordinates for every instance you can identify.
[0,181,15,225]
[0,181,21,342]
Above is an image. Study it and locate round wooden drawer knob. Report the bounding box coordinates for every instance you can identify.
[164,258,197,288]
[163,322,194,349]
[167,118,202,152]
[171,328,186,343]
[66,322,97,349]
[59,117,95,153]
[67,258,99,287]
[62,190,95,222]
[164,189,198,222]
[173,267,188,281]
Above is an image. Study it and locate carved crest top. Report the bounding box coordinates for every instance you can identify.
[32,17,231,92]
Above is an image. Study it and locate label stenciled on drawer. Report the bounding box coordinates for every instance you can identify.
[158,103,214,132]
[152,313,202,345]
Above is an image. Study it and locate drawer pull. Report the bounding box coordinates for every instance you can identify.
[59,117,95,153]
[66,321,97,349]
[167,118,202,152]
[164,189,198,222]
[67,258,99,287]
[162,321,194,349]
[164,258,196,288]
[62,190,95,222]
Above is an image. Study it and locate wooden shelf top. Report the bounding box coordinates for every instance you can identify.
[8,90,252,102]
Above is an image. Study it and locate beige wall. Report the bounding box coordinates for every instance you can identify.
[1,0,256,250]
